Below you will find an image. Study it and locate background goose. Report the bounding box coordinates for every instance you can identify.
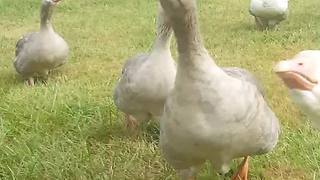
[249,0,288,30]
[159,0,280,179]
[14,0,69,86]
[274,50,320,129]
[113,3,176,133]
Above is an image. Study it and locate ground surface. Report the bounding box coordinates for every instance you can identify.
[0,0,320,179]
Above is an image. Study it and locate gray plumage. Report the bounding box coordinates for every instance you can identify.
[113,3,176,123]
[223,67,264,95]
[159,0,280,178]
[15,33,37,57]
[14,0,69,83]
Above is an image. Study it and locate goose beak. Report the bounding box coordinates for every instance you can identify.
[274,60,317,91]
[52,0,61,5]
[275,71,316,91]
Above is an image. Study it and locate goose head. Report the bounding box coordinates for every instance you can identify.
[159,0,196,20]
[42,0,61,6]
[274,50,320,128]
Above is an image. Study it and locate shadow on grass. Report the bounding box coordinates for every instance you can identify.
[0,67,69,91]
[140,120,160,144]
[86,116,161,146]
[229,21,255,32]
[81,106,127,142]
[0,71,21,91]
[230,21,288,33]
[86,122,127,143]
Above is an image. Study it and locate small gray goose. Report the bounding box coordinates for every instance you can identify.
[113,3,176,133]
[14,0,69,86]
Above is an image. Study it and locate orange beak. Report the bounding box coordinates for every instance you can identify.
[52,0,61,4]
[276,71,317,91]
[274,60,318,91]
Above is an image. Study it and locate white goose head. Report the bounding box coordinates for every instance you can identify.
[274,50,320,129]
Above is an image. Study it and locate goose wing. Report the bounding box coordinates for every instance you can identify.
[15,32,38,57]
[113,54,150,111]
[223,67,265,96]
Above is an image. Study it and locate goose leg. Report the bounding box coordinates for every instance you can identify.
[254,17,263,30]
[25,77,35,86]
[268,20,279,30]
[40,70,49,85]
[125,114,139,135]
[231,156,249,180]
[255,17,267,30]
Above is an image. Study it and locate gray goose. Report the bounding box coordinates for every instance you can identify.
[14,0,69,86]
[113,3,176,133]
[159,0,280,179]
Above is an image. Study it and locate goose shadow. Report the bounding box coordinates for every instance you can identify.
[81,107,128,143]
[0,70,22,92]
[229,21,256,32]
[139,119,160,144]
[85,112,161,145]
[14,67,69,86]
[230,20,285,32]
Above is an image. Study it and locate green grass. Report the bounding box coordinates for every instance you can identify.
[0,0,320,179]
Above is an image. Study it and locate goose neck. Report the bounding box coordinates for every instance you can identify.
[153,25,172,50]
[179,14,203,51]
[152,5,173,50]
[40,3,54,32]
[170,6,207,63]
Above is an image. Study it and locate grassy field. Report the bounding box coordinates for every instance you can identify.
[0,0,320,179]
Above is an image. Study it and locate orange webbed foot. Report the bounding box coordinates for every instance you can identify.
[231,156,249,180]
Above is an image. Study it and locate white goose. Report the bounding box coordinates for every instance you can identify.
[113,3,176,132]
[14,0,69,86]
[159,0,280,179]
[249,0,288,30]
[274,50,320,129]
